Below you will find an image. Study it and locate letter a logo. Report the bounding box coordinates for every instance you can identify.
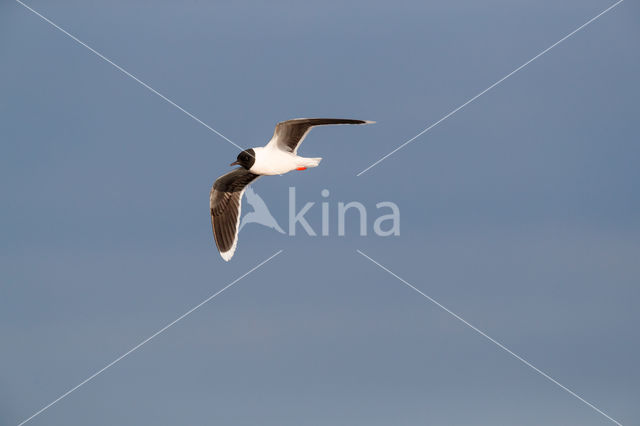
[239,186,285,234]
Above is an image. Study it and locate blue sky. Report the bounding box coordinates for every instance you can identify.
[1,0,638,424]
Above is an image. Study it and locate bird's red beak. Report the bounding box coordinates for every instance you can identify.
[230,161,240,167]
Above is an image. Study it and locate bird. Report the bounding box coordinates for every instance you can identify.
[210,118,374,261]
[238,186,285,234]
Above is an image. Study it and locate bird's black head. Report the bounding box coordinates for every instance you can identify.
[230,148,255,170]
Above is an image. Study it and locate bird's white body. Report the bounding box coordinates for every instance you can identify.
[248,146,321,175]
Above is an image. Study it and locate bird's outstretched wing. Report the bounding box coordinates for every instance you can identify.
[210,168,260,261]
[266,118,373,154]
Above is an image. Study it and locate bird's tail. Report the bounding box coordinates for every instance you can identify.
[300,157,322,168]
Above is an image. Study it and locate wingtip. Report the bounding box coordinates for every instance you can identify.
[363,120,376,124]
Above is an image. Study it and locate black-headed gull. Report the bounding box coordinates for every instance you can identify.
[210,118,373,261]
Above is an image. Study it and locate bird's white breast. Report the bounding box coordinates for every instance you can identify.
[249,146,298,175]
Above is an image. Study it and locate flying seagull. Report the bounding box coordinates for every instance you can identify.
[210,118,374,261]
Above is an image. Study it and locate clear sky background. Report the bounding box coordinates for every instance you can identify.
[1,0,638,424]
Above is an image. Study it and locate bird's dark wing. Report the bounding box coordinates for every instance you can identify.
[210,168,260,261]
[267,118,372,154]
